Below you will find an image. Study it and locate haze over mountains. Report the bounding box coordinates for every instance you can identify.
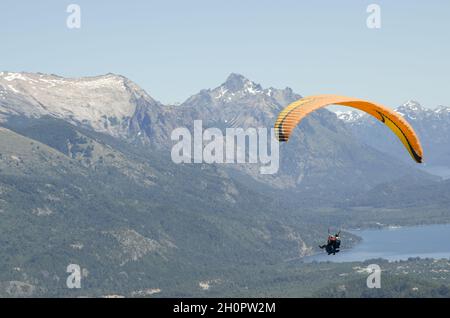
[0,72,435,195]
[0,71,448,296]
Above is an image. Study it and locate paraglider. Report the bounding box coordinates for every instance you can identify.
[274,95,424,163]
[319,229,341,255]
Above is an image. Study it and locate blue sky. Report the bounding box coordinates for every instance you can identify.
[1,1,449,107]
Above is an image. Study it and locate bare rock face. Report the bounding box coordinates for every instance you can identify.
[1,281,36,297]
[109,229,174,264]
[0,72,163,139]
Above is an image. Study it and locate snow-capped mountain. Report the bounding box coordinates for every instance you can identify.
[0,72,164,138]
[179,73,300,128]
[0,72,299,146]
[334,110,364,123]
[333,100,450,167]
[334,100,450,123]
[208,73,298,107]
[395,100,450,122]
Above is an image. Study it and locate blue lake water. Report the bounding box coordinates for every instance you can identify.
[304,224,450,263]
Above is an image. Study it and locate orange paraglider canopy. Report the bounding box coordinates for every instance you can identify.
[274,94,423,163]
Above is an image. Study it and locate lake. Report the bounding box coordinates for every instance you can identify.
[304,224,450,263]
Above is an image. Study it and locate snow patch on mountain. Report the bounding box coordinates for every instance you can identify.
[333,110,365,123]
[0,72,159,137]
[332,100,450,124]
[211,73,265,101]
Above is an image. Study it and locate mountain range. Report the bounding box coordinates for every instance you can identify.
[0,72,434,197]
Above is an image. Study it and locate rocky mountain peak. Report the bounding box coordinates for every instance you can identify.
[435,105,450,114]
[218,73,263,95]
[223,73,250,89]
[396,100,425,115]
